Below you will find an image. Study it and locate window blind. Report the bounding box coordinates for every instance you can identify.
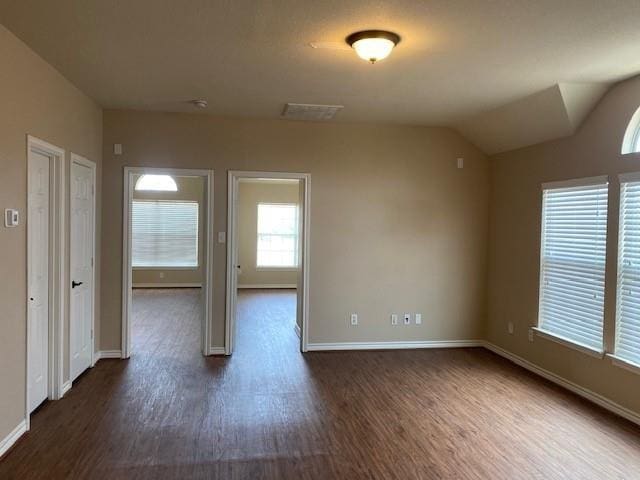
[538,178,609,352]
[132,200,199,268]
[257,203,298,268]
[616,175,640,366]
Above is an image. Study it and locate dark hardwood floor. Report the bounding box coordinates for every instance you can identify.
[2,288,640,479]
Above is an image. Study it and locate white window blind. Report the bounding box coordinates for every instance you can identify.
[257,203,298,268]
[616,175,640,366]
[132,200,199,268]
[538,178,609,352]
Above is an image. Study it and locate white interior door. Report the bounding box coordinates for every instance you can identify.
[70,158,95,381]
[28,151,50,413]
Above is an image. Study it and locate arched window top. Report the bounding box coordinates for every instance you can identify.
[622,106,640,154]
[135,174,178,191]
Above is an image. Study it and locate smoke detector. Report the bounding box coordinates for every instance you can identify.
[282,103,344,121]
[191,99,208,109]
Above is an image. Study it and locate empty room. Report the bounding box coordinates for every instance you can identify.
[1,1,640,479]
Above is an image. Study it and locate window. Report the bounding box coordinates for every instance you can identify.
[537,177,609,353]
[622,106,640,154]
[615,173,640,366]
[132,200,198,267]
[257,203,298,268]
[135,174,178,191]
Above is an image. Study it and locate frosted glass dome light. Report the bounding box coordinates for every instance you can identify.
[346,30,401,64]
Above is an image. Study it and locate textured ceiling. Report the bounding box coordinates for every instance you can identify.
[1,0,640,140]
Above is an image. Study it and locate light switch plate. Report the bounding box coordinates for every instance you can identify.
[4,209,19,227]
[218,231,226,243]
[415,313,422,325]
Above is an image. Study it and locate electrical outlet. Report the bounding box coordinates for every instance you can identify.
[508,321,514,334]
[528,328,534,342]
[350,313,358,326]
[403,314,411,325]
[391,314,398,326]
[159,272,165,279]
[415,313,422,325]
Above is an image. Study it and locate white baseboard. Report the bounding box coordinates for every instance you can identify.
[294,323,301,338]
[96,350,122,360]
[237,284,296,289]
[208,347,226,355]
[61,380,72,397]
[0,419,27,459]
[483,341,640,427]
[307,340,484,351]
[133,283,202,288]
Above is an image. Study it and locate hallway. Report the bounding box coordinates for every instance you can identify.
[2,290,640,479]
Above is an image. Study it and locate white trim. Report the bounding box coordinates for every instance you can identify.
[26,136,66,430]
[237,284,297,289]
[226,171,311,355]
[208,347,226,355]
[122,167,214,359]
[483,342,640,427]
[618,171,640,183]
[607,354,640,375]
[294,324,301,338]
[531,327,604,358]
[133,283,202,288]
[0,419,27,459]
[97,350,122,360]
[70,153,97,375]
[541,175,608,190]
[307,340,484,351]
[61,380,72,397]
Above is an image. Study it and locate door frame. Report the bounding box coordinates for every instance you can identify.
[69,153,97,379]
[26,135,66,429]
[225,171,311,354]
[121,167,215,358]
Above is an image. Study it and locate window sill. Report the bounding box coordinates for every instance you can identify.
[256,266,299,272]
[607,354,640,376]
[531,327,604,359]
[132,266,199,271]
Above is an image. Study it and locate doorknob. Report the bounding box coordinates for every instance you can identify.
[72,280,83,288]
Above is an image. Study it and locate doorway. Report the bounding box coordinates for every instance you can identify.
[26,136,66,422]
[226,171,311,354]
[121,168,214,358]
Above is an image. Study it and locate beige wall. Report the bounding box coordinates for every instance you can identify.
[132,175,204,286]
[488,75,640,415]
[101,110,489,350]
[0,25,102,441]
[237,180,300,287]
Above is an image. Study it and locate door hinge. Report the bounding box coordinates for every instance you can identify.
[91,329,94,339]
[91,257,94,267]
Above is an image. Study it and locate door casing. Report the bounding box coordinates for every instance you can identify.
[26,135,66,429]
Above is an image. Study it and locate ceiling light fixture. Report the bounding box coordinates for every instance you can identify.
[346,30,400,64]
[191,99,208,109]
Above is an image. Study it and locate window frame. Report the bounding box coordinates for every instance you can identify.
[255,202,299,270]
[609,171,640,373]
[131,198,200,270]
[534,175,609,357]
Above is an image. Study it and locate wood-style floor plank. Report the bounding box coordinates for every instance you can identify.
[1,288,640,479]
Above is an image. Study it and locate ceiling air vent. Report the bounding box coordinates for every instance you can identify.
[282,103,344,121]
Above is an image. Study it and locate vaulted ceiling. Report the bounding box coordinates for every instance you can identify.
[2,0,640,153]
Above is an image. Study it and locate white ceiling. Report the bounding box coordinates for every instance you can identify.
[2,0,640,150]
